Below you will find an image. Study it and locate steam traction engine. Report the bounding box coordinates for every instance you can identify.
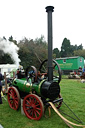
[7,6,63,120]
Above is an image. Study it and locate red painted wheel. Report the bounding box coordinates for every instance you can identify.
[7,87,20,110]
[23,94,44,120]
[55,94,62,109]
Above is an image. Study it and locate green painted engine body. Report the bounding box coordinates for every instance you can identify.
[12,77,59,99]
[13,78,45,96]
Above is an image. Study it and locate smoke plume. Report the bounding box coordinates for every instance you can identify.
[0,38,21,67]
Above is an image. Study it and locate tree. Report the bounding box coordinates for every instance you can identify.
[60,38,71,57]
[18,36,48,69]
[34,35,47,44]
[77,44,83,50]
[9,35,17,45]
[74,49,85,59]
[53,48,60,58]
[0,51,14,64]
[60,38,83,57]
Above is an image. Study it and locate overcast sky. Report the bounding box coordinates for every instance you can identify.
[0,0,85,50]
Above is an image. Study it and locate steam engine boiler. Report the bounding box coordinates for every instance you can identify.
[7,6,63,120]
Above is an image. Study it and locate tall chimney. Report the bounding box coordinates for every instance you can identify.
[45,6,54,81]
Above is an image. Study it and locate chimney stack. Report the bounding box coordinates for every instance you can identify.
[45,6,54,81]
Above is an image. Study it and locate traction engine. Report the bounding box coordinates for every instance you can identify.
[7,6,63,120]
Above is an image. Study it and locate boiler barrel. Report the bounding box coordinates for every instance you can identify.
[12,78,43,95]
[13,78,33,93]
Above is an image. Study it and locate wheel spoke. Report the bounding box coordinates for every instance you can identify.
[36,107,41,111]
[14,97,18,100]
[25,103,30,107]
[34,99,37,104]
[31,110,34,118]
[9,92,13,97]
[15,99,18,105]
[14,93,17,97]
[14,101,17,108]
[29,109,32,115]
[31,97,34,103]
[25,107,30,111]
[34,111,38,118]
[11,90,14,96]
[29,97,32,104]
[35,109,40,116]
[26,99,30,105]
[35,103,40,107]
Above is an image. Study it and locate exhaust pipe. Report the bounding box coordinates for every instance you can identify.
[45,6,54,81]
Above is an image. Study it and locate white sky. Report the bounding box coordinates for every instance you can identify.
[0,0,85,50]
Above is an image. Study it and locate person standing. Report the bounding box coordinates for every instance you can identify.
[78,66,82,76]
[82,66,85,79]
[82,66,85,73]
[0,72,3,104]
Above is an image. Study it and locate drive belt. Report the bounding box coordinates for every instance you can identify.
[49,102,85,128]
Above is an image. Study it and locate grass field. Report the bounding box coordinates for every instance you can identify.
[0,78,85,128]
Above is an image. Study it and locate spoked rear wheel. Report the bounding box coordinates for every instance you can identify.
[39,59,61,83]
[7,87,20,110]
[23,94,44,120]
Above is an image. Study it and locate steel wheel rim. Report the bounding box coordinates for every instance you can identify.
[25,66,38,82]
[7,87,20,110]
[23,94,44,120]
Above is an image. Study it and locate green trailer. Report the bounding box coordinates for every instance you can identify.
[55,56,84,74]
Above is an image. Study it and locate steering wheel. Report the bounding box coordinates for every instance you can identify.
[38,59,61,83]
[25,66,38,82]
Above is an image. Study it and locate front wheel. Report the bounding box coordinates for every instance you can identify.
[23,94,44,120]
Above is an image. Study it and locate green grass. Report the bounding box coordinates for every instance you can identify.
[0,78,85,128]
